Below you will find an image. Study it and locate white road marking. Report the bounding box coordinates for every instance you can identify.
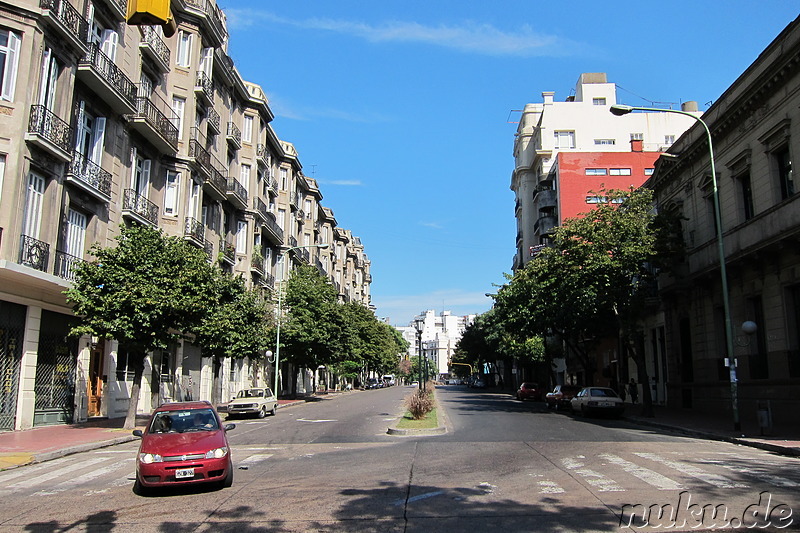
[562,457,624,492]
[0,456,74,485]
[394,490,445,506]
[634,452,747,488]
[537,480,565,494]
[35,459,133,495]
[7,460,101,489]
[236,454,273,468]
[600,453,682,490]
[296,418,337,423]
[700,459,800,488]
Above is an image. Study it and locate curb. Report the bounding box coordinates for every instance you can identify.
[625,416,800,458]
[387,425,446,436]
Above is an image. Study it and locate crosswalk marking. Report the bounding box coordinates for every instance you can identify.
[236,453,273,468]
[537,480,565,494]
[35,459,134,495]
[634,452,748,489]
[7,460,100,489]
[562,457,624,492]
[700,459,800,488]
[599,453,683,490]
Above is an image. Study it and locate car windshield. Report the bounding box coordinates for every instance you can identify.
[238,389,264,398]
[590,388,618,398]
[150,408,219,433]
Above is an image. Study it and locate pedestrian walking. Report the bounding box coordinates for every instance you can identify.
[628,378,638,404]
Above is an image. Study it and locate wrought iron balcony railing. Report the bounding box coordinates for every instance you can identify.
[226,121,241,148]
[251,253,264,274]
[131,91,179,150]
[195,71,214,105]
[39,0,88,43]
[226,176,248,205]
[54,249,84,280]
[253,197,269,221]
[204,240,214,263]
[122,188,159,225]
[141,25,171,69]
[207,106,221,134]
[80,43,137,107]
[289,236,298,248]
[220,238,235,264]
[67,151,112,198]
[297,247,310,263]
[184,217,205,244]
[19,234,50,272]
[28,105,73,156]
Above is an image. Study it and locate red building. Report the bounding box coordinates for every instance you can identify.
[554,141,661,223]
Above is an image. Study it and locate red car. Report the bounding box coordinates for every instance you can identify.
[545,384,582,410]
[516,382,542,401]
[132,401,235,495]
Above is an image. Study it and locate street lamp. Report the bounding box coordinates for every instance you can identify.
[273,243,329,398]
[414,317,424,391]
[610,104,739,431]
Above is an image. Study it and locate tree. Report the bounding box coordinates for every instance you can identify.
[66,224,216,429]
[191,273,272,404]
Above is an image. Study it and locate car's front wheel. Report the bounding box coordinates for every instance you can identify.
[133,477,149,496]
[258,406,267,418]
[220,467,233,489]
[270,404,277,416]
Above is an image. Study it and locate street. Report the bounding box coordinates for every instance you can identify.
[0,386,798,532]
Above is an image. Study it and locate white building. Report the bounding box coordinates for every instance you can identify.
[400,310,476,379]
[511,73,700,271]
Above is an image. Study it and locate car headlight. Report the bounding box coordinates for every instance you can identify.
[139,453,163,464]
[205,447,228,459]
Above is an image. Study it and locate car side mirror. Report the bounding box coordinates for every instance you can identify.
[224,423,236,432]
[132,429,143,437]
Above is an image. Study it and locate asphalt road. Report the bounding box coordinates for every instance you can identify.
[0,385,798,532]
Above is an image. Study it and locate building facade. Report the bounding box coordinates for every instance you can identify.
[511,73,698,271]
[642,15,800,425]
[0,0,371,430]
[399,310,476,379]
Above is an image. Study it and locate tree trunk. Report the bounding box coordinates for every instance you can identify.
[125,353,146,430]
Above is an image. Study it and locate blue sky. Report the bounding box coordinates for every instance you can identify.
[222,1,799,326]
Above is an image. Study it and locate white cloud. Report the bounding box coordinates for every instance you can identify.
[225,10,578,57]
[373,289,493,326]
[419,221,443,229]
[319,179,363,186]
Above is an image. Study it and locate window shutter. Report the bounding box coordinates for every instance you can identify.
[1,31,20,101]
[101,30,118,62]
[90,116,106,165]
[141,159,151,197]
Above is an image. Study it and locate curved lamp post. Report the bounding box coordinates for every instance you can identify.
[273,243,329,398]
[610,104,739,431]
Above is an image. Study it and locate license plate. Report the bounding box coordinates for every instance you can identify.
[175,468,194,479]
[599,402,613,407]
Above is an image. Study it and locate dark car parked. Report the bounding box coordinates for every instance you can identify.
[516,382,542,401]
[545,385,582,410]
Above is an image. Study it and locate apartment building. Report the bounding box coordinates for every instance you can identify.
[0,0,371,430]
[511,73,699,271]
[400,310,476,379]
[641,15,800,425]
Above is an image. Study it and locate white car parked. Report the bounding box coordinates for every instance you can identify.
[227,388,278,419]
[570,387,625,418]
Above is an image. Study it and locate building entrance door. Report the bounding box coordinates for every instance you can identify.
[88,339,104,417]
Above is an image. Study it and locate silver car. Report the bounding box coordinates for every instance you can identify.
[227,388,278,419]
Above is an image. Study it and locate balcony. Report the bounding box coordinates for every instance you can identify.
[139,26,170,73]
[268,177,278,196]
[213,47,236,87]
[54,250,84,281]
[256,144,269,168]
[226,177,248,209]
[250,253,264,275]
[261,272,275,289]
[219,238,235,265]
[96,0,126,21]
[204,240,214,263]
[121,188,158,226]
[19,235,50,272]
[188,139,212,179]
[535,188,557,209]
[179,0,227,47]
[25,105,73,162]
[534,215,558,236]
[226,121,241,150]
[261,213,284,245]
[194,71,214,107]
[127,91,178,154]
[253,197,269,223]
[39,0,88,54]
[65,151,112,201]
[184,217,205,246]
[207,107,221,134]
[296,247,310,264]
[206,166,228,201]
[77,43,137,114]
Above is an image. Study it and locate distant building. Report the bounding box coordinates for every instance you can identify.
[397,310,476,379]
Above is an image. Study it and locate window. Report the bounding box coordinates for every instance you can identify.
[609,168,631,176]
[164,170,180,216]
[304,199,312,219]
[236,220,247,253]
[585,168,607,176]
[176,30,192,67]
[38,47,59,110]
[644,168,655,176]
[786,284,800,377]
[280,168,288,189]
[188,179,200,219]
[199,46,213,76]
[64,208,87,258]
[553,130,575,149]
[737,170,754,221]
[0,154,5,205]
[75,101,106,165]
[775,146,794,200]
[171,96,185,139]
[242,115,253,144]
[277,208,286,230]
[664,135,676,145]
[23,172,45,239]
[630,133,644,141]
[131,148,151,198]
[0,29,21,101]
[240,163,251,189]
[592,97,606,105]
[594,139,615,145]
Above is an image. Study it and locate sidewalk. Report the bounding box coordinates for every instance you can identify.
[0,398,308,471]
[1,396,797,472]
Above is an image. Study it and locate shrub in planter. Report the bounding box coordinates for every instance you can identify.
[405,388,434,420]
